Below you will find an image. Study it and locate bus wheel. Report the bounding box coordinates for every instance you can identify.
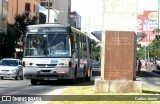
[69,68,77,84]
[15,72,19,80]
[20,76,23,80]
[85,74,90,81]
[85,68,91,81]
[70,78,76,85]
[82,68,86,82]
[1,77,3,80]
[31,79,37,85]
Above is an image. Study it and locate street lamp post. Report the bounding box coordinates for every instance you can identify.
[48,0,50,23]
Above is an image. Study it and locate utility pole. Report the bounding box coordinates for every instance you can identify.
[89,17,91,38]
[158,0,160,38]
[0,0,4,29]
[48,0,50,23]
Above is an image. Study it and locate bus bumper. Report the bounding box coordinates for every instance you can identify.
[23,67,74,80]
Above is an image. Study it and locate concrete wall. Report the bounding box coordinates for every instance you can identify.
[55,0,71,25]
[101,0,138,80]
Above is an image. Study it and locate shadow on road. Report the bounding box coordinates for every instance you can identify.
[28,71,100,86]
[136,71,160,77]
[143,90,160,94]
[29,77,96,86]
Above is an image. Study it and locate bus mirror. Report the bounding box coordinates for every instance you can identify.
[72,34,77,43]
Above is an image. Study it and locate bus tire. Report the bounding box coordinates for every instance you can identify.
[69,78,76,85]
[85,68,92,81]
[20,76,23,80]
[69,67,77,84]
[31,79,37,85]
[82,67,86,82]
[15,72,19,80]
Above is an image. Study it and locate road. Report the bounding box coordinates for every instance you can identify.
[0,75,97,104]
[137,70,160,88]
[0,68,159,104]
[0,79,71,104]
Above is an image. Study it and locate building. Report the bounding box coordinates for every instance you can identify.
[40,0,71,25]
[39,3,57,23]
[8,0,39,24]
[69,11,81,29]
[7,0,39,59]
[55,0,71,25]
[40,0,54,9]
[0,0,8,30]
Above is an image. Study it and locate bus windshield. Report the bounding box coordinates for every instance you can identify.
[24,33,71,57]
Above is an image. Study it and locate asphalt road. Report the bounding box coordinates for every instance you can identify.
[0,75,98,104]
[1,69,159,104]
[137,70,160,88]
[0,79,70,104]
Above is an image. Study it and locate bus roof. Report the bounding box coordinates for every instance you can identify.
[71,27,86,35]
[27,23,69,28]
[27,23,88,36]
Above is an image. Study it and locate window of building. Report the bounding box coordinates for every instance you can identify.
[40,1,53,9]
[25,3,31,12]
[49,2,52,7]
[40,2,45,6]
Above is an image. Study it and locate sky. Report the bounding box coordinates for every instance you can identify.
[71,0,159,40]
[71,0,102,40]
[138,0,158,14]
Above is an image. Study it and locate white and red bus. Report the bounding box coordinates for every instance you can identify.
[23,23,92,85]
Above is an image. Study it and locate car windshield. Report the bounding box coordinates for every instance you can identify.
[0,60,18,66]
[24,33,71,57]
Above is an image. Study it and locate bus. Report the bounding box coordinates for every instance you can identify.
[23,23,92,85]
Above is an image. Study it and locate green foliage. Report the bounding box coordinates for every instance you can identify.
[8,24,22,43]
[137,36,160,63]
[91,40,101,61]
[14,12,38,40]
[149,37,160,62]
[0,28,16,58]
[0,12,38,59]
[137,46,145,59]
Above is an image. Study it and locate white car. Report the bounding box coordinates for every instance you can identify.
[0,58,23,80]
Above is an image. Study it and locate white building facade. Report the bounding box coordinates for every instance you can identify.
[40,0,71,25]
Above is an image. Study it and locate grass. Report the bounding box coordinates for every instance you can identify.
[48,86,160,104]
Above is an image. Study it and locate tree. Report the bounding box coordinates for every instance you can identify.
[7,24,22,44]
[149,37,160,63]
[137,46,145,59]
[14,12,38,41]
[91,39,101,61]
[0,12,38,59]
[0,27,16,58]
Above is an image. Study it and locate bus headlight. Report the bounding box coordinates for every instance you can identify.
[58,61,71,67]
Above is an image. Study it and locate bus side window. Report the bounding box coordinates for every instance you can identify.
[72,43,77,54]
